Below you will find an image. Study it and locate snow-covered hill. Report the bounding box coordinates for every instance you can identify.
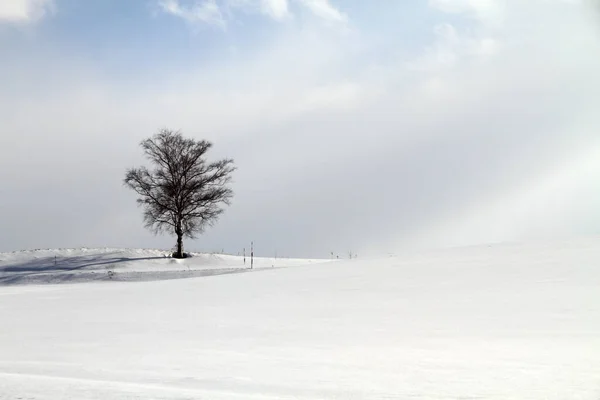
[0,248,328,285]
[1,239,600,399]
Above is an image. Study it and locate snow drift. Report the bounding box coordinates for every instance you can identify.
[0,248,326,286]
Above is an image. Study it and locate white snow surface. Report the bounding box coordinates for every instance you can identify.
[0,248,323,285]
[1,239,600,399]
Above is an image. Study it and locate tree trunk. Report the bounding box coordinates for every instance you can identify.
[176,233,183,258]
[175,222,184,258]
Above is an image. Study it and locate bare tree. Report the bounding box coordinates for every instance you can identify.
[124,129,235,258]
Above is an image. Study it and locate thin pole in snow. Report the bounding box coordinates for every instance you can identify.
[251,241,254,270]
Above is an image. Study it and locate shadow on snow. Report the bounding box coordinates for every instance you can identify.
[0,254,164,286]
[0,253,252,286]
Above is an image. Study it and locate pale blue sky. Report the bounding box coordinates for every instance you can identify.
[1,0,600,257]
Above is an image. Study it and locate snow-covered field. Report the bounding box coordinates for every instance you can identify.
[1,239,600,399]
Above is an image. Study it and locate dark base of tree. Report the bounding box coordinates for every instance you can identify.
[171,252,192,259]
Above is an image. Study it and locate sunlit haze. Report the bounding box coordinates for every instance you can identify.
[1,0,600,257]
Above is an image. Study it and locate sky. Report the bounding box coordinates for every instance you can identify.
[1,0,600,258]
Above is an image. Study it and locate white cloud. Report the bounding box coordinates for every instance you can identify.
[158,0,346,26]
[429,0,505,26]
[409,23,499,71]
[158,0,225,28]
[0,0,54,23]
[260,0,289,20]
[296,0,346,23]
[419,0,530,71]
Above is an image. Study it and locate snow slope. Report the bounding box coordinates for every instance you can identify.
[1,239,600,399]
[0,248,326,285]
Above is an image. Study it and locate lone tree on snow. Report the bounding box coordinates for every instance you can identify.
[124,129,235,259]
